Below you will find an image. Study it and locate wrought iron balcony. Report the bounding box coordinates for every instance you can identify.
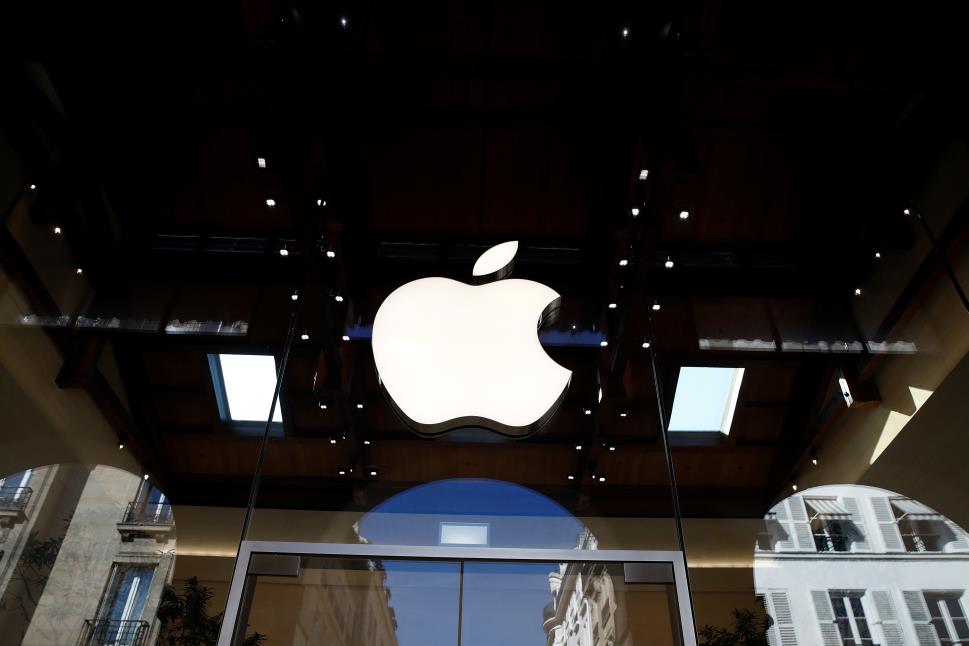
[0,486,32,527]
[116,501,175,542]
[77,619,149,646]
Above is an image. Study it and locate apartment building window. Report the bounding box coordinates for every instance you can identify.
[89,563,155,646]
[924,593,969,645]
[892,499,950,552]
[829,591,874,646]
[0,469,33,502]
[806,498,859,552]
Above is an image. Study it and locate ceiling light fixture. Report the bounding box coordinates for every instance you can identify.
[600,340,609,347]
[619,258,628,267]
[291,292,299,301]
[874,251,881,259]
[319,403,327,410]
[652,301,661,311]
[608,302,617,309]
[143,474,149,481]
[118,442,124,450]
[583,408,591,415]
[340,16,348,28]
[342,334,350,341]
[29,184,36,190]
[266,198,276,207]
[854,288,862,296]
[664,257,674,269]
[326,250,336,258]
[575,445,583,450]
[370,470,378,477]
[53,226,62,235]
[679,210,690,220]
[631,207,640,216]
[330,438,337,444]
[364,440,371,445]
[903,208,911,216]
[620,412,628,417]
[257,157,267,168]
[621,27,629,38]
[639,169,649,180]
[791,481,798,492]
[76,268,83,275]
[567,474,575,481]
[338,470,346,475]
[357,403,364,409]
[317,198,326,207]
[334,294,344,302]
[642,341,651,349]
[300,333,309,341]
[609,446,616,451]
[279,245,289,257]
[811,450,819,466]
[598,476,606,483]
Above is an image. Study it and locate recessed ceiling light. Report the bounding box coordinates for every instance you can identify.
[598,476,606,482]
[665,257,674,269]
[326,250,336,258]
[257,157,267,168]
[319,403,327,409]
[608,302,617,309]
[583,408,591,415]
[338,470,346,475]
[300,333,309,341]
[342,334,350,341]
[874,251,881,259]
[639,169,649,180]
[356,403,364,409]
[334,294,344,302]
[642,341,650,349]
[340,16,348,28]
[575,445,582,450]
[903,208,911,215]
[678,210,690,220]
[76,268,83,275]
[621,27,629,38]
[609,446,616,451]
[620,412,628,417]
[330,438,337,444]
[364,440,371,445]
[317,198,326,207]
[567,474,575,481]
[370,470,378,477]
[631,207,640,216]
[291,292,299,301]
[600,340,609,347]
[791,482,798,491]
[118,442,125,450]
[855,288,863,296]
[652,302,661,311]
[29,184,36,190]
[143,474,149,480]
[619,258,628,267]
[266,198,276,207]
[279,246,289,257]
[53,226,62,235]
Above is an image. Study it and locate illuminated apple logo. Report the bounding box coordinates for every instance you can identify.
[372,241,572,438]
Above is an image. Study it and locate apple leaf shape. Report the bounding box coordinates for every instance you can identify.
[472,241,518,282]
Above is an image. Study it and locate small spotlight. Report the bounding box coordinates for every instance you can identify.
[903,208,911,215]
[631,207,640,216]
[620,412,628,417]
[53,226,62,235]
[342,334,350,341]
[874,251,881,259]
[326,250,336,258]
[279,246,289,257]
[330,438,337,444]
[363,440,371,445]
[356,403,364,409]
[678,210,690,220]
[621,27,629,38]
[571,324,577,330]
[118,442,125,450]
[334,294,344,302]
[575,444,583,450]
[598,476,606,483]
[639,169,649,180]
[791,482,798,492]
[340,16,348,28]
[300,333,309,341]
[567,474,575,481]
[317,198,326,207]
[369,470,378,477]
[583,408,591,415]
[600,340,609,347]
[143,474,149,481]
[257,157,267,168]
[812,457,818,466]
[642,341,651,349]
[609,446,616,452]
[652,302,661,311]
[319,403,327,410]
[664,257,674,269]
[291,292,299,301]
[854,288,862,296]
[266,198,276,207]
[29,184,36,190]
[338,470,346,475]
[619,258,628,267]
[76,268,83,275]
[608,302,617,309]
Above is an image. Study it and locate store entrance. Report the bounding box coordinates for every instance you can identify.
[218,543,695,646]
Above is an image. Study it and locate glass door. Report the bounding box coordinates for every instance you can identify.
[220,543,692,646]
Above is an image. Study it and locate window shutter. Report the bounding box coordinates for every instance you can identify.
[772,502,796,552]
[944,520,969,552]
[871,590,905,646]
[787,496,816,552]
[768,591,798,646]
[902,591,941,646]
[870,497,905,552]
[810,591,842,646]
[841,497,870,552]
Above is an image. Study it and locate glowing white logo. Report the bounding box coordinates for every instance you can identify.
[372,241,571,438]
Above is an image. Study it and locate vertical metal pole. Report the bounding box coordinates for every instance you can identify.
[457,561,465,646]
[645,314,698,645]
[226,306,299,644]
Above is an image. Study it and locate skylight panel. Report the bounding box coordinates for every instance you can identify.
[217,354,282,423]
[668,367,744,434]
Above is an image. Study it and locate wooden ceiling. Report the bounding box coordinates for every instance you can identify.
[3,0,961,517]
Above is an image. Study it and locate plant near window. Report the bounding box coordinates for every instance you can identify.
[698,608,770,646]
[156,577,266,646]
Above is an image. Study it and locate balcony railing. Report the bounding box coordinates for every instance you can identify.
[117,501,175,542]
[121,501,174,525]
[77,619,149,646]
[813,533,851,552]
[0,486,33,511]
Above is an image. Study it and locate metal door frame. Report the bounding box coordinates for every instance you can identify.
[217,540,697,646]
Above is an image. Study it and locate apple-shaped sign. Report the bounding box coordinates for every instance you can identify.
[372,241,572,438]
